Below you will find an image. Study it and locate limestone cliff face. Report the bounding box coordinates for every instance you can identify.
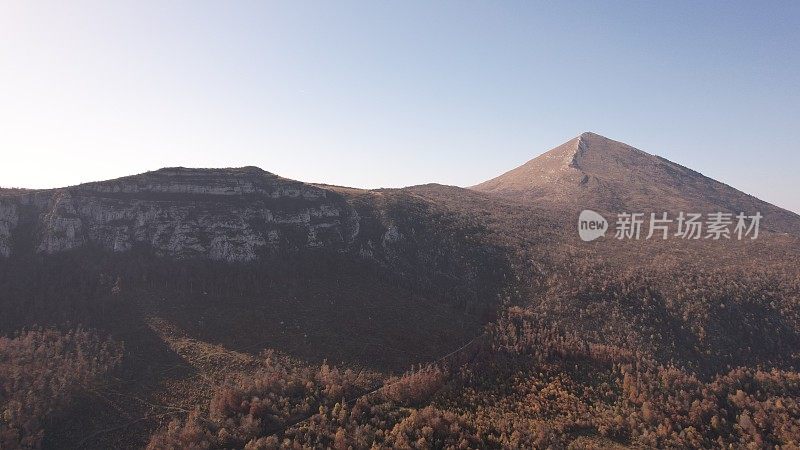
[0,167,360,262]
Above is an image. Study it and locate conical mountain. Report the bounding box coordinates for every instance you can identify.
[471,132,800,234]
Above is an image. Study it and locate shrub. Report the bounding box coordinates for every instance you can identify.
[0,328,122,449]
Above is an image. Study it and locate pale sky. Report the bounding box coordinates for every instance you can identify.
[1,1,798,213]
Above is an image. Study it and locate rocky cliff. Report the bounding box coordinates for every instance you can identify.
[0,167,360,262]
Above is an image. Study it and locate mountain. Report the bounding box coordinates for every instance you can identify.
[472,132,800,234]
[0,167,508,368]
[460,133,800,374]
[1,136,799,449]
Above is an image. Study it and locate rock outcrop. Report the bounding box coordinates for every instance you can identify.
[0,167,360,262]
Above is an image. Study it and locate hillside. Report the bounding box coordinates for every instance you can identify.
[1,135,799,448]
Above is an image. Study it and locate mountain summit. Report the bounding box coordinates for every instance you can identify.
[471,132,800,233]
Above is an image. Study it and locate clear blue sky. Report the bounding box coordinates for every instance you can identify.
[1,1,798,213]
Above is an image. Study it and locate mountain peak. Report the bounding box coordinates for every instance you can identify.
[578,131,600,140]
[576,131,620,149]
[470,133,800,232]
[470,133,650,196]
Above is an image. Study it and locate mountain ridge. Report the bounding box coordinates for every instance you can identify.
[2,132,799,262]
[2,135,800,448]
[0,166,360,260]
